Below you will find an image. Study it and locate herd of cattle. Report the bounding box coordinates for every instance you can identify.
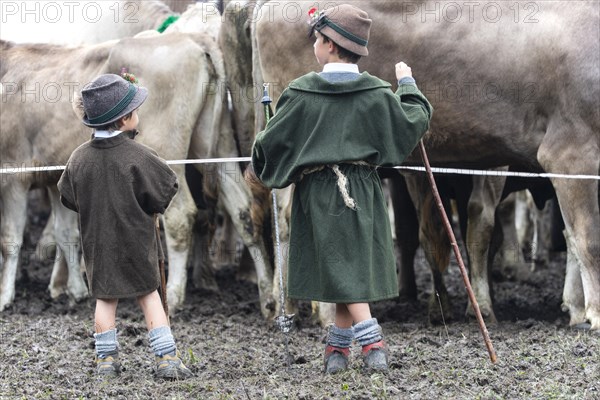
[0,0,598,332]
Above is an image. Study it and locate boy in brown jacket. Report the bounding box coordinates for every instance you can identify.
[58,73,191,380]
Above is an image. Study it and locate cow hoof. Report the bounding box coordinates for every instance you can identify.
[167,289,185,312]
[49,286,66,300]
[428,291,453,325]
[0,297,14,312]
[466,303,497,324]
[68,288,89,303]
[570,322,591,331]
[261,297,277,320]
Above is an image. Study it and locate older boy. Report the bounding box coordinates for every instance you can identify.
[251,4,433,373]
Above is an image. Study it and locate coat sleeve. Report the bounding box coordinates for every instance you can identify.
[57,165,78,213]
[251,87,302,188]
[133,153,179,214]
[385,83,433,165]
[395,83,433,128]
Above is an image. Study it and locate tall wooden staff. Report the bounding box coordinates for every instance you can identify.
[418,141,497,363]
[154,214,169,323]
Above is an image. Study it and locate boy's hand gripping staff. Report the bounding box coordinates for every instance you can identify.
[417,141,497,363]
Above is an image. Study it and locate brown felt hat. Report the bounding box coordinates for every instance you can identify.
[311,4,372,56]
[81,74,147,128]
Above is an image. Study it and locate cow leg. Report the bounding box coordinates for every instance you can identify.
[389,173,419,300]
[562,229,586,326]
[404,174,452,324]
[43,198,68,298]
[46,186,88,302]
[191,209,219,292]
[0,182,29,311]
[495,193,528,278]
[551,178,599,329]
[464,175,505,324]
[539,130,600,330]
[531,198,552,269]
[312,302,335,327]
[32,188,57,262]
[515,190,534,258]
[271,188,299,320]
[163,168,197,311]
[213,208,243,269]
[218,162,275,319]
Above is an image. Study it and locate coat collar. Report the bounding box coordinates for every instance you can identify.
[288,72,391,94]
[90,130,138,148]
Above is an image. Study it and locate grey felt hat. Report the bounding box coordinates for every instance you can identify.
[311,4,372,56]
[81,74,148,127]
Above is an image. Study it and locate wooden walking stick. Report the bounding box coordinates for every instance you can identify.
[154,214,169,323]
[418,141,497,363]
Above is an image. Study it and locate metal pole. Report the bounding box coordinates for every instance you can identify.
[262,83,294,367]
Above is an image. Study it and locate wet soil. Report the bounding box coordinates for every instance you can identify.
[0,192,598,399]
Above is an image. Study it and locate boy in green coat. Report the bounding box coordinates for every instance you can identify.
[251,4,433,373]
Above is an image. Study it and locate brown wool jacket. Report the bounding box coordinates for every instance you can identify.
[57,131,178,299]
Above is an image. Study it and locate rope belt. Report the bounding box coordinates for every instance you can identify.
[300,161,374,211]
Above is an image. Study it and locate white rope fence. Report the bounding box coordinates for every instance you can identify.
[1,157,599,180]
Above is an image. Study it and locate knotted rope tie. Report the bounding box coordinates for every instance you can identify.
[330,164,359,211]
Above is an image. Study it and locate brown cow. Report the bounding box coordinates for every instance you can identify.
[233,0,599,329]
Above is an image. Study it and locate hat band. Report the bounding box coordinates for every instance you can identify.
[317,16,368,47]
[87,83,138,125]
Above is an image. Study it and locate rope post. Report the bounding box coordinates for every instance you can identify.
[262,83,295,367]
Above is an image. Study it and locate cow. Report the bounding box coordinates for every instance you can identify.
[0,0,182,300]
[0,32,276,318]
[163,0,203,14]
[0,0,175,45]
[234,0,599,329]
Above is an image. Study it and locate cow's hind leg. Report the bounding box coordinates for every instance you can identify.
[562,229,586,326]
[163,167,197,311]
[539,128,600,330]
[495,192,528,277]
[0,182,29,311]
[47,186,88,302]
[389,173,420,300]
[464,174,505,324]
[404,174,452,324]
[218,163,275,319]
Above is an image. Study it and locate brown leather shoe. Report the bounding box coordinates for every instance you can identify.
[155,353,193,380]
[95,354,121,377]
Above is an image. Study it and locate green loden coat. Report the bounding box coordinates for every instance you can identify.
[252,72,433,303]
[57,131,178,299]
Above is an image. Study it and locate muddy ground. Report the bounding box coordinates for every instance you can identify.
[0,192,598,400]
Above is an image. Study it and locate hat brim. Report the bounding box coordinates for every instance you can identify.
[82,86,148,127]
[318,26,369,57]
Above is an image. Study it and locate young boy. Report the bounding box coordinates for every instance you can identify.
[58,73,192,380]
[251,5,433,373]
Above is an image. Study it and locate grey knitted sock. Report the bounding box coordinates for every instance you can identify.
[148,325,177,357]
[326,325,354,348]
[353,318,383,347]
[94,329,119,359]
